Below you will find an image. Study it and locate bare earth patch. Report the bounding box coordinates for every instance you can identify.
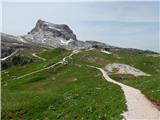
[104,63,150,77]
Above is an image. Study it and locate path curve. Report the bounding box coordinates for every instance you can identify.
[32,53,46,61]
[15,49,88,79]
[16,51,79,79]
[1,49,18,61]
[87,65,160,120]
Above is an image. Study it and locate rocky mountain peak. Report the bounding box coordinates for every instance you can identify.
[34,19,76,39]
[23,20,77,48]
[29,19,77,40]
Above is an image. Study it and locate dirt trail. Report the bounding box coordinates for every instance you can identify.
[1,49,18,61]
[15,49,91,79]
[16,51,78,79]
[87,65,160,120]
[101,49,112,54]
[32,53,46,61]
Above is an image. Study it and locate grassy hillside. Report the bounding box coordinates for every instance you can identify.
[2,48,71,81]
[2,48,127,120]
[2,48,160,119]
[73,49,160,74]
[73,49,160,106]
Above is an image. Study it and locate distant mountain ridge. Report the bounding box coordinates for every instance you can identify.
[1,19,159,59]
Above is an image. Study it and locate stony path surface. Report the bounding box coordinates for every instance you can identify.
[1,49,18,61]
[16,61,62,79]
[32,53,46,61]
[100,49,112,54]
[16,51,78,79]
[87,65,160,120]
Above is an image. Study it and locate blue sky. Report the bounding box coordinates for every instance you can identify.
[2,1,160,52]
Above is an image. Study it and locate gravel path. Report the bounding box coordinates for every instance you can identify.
[1,49,18,61]
[32,53,46,61]
[101,49,112,54]
[14,49,87,80]
[16,51,78,79]
[87,65,160,120]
